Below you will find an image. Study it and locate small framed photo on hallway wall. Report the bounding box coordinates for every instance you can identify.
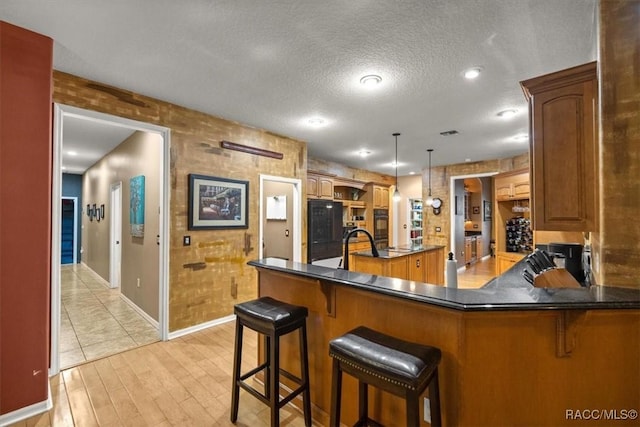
[188,174,249,230]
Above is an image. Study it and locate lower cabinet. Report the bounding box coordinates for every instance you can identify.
[408,252,426,282]
[496,252,526,275]
[425,248,445,285]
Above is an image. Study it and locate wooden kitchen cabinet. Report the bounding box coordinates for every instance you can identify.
[496,252,525,275]
[464,237,473,264]
[494,169,530,201]
[307,172,334,199]
[476,236,484,258]
[425,248,444,285]
[366,184,390,209]
[521,61,598,232]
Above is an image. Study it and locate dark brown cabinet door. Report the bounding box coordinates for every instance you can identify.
[522,62,598,232]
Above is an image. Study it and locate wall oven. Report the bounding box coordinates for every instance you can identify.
[373,209,389,248]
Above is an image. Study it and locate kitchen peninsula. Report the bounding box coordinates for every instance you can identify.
[249,258,640,426]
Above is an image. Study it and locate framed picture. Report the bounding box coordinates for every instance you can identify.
[483,200,492,221]
[130,175,145,237]
[188,174,249,230]
[472,206,480,215]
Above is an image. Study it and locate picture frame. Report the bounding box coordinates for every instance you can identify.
[188,174,249,230]
[472,206,480,215]
[483,200,492,221]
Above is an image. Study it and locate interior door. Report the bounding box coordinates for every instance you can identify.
[109,182,122,288]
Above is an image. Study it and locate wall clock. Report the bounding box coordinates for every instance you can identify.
[432,197,442,215]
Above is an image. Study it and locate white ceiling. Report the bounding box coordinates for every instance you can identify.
[1,0,597,176]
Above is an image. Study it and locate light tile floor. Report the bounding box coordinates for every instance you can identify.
[60,264,159,369]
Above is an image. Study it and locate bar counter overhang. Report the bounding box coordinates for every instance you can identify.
[248,258,640,426]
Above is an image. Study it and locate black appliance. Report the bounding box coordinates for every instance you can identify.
[505,216,532,252]
[373,209,389,249]
[307,200,343,262]
[548,242,585,283]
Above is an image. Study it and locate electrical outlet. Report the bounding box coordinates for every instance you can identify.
[136,278,141,288]
[424,397,431,423]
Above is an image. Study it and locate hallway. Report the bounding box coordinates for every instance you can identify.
[60,264,159,369]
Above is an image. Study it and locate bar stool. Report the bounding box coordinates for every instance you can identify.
[230,296,312,427]
[329,326,442,426]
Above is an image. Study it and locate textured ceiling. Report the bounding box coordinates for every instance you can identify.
[1,0,597,175]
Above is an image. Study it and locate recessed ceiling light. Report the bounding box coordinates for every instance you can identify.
[307,117,326,127]
[463,67,483,79]
[358,149,371,157]
[513,133,529,142]
[67,150,78,156]
[497,109,518,119]
[391,161,399,168]
[61,166,67,170]
[409,171,416,175]
[465,158,472,162]
[360,74,382,86]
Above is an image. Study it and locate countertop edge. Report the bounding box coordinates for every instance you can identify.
[248,258,640,312]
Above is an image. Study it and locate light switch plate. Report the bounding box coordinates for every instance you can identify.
[183,235,191,246]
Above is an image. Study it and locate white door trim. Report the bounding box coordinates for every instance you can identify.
[259,175,302,262]
[51,104,171,376]
[109,182,122,288]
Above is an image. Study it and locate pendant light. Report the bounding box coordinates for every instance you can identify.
[426,148,434,206]
[392,133,401,202]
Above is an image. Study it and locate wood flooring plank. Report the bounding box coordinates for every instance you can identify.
[108,385,143,423]
[65,386,99,427]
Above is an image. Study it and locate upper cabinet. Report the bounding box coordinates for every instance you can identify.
[368,184,389,209]
[521,62,598,232]
[307,172,334,199]
[494,170,530,201]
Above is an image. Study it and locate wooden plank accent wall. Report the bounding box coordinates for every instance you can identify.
[595,0,640,288]
[52,71,307,331]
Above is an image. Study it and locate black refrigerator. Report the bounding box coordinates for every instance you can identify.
[307,200,343,262]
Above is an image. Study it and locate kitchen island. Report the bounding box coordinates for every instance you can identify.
[248,258,640,426]
[351,245,445,285]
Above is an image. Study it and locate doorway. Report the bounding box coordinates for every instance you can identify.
[259,175,302,262]
[60,197,77,265]
[51,104,171,375]
[449,172,496,269]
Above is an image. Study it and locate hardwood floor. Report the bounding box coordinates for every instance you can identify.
[457,256,496,288]
[12,260,494,426]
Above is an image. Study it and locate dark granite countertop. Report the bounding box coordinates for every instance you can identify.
[353,245,444,259]
[248,257,640,312]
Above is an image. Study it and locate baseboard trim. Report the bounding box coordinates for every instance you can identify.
[0,381,52,427]
[80,262,111,288]
[120,293,159,329]
[168,315,236,340]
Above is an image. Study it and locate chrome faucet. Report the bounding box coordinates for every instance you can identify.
[342,228,379,271]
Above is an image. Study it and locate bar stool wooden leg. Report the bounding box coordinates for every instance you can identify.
[358,380,368,425]
[405,390,420,427]
[299,322,312,427]
[269,331,280,427]
[264,335,270,399]
[330,359,342,427]
[230,321,243,423]
[429,370,442,427]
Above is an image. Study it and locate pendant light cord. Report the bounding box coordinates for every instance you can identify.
[427,148,433,197]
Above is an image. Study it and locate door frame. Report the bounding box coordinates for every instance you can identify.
[109,182,122,289]
[448,172,497,259]
[60,196,78,264]
[51,104,171,376]
[259,175,302,262]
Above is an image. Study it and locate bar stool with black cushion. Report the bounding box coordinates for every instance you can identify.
[231,296,312,427]
[329,326,442,426]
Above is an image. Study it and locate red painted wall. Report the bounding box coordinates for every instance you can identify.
[0,21,53,415]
